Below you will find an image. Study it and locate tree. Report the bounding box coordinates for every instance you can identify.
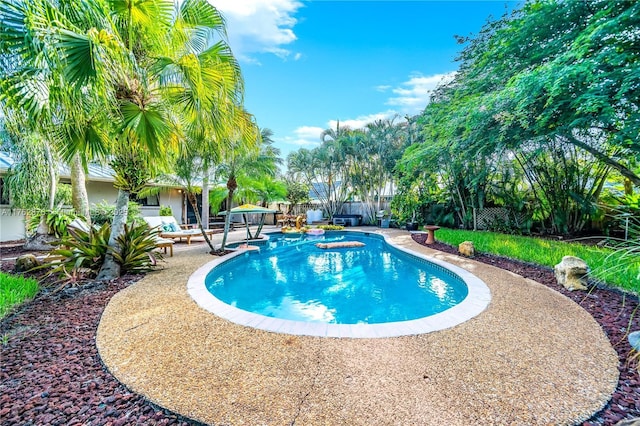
[217,109,261,251]
[1,0,248,278]
[394,0,637,234]
[351,118,408,222]
[163,151,218,252]
[1,0,114,226]
[284,179,310,214]
[451,0,639,185]
[287,122,354,219]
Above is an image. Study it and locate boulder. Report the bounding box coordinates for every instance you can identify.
[15,254,41,272]
[458,241,475,257]
[554,256,589,291]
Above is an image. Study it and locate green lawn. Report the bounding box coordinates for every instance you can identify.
[0,272,39,320]
[433,228,640,294]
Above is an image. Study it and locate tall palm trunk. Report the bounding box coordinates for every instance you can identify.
[97,189,128,280]
[70,152,90,222]
[24,141,57,250]
[220,174,237,251]
[45,142,56,210]
[201,167,210,229]
[187,191,216,252]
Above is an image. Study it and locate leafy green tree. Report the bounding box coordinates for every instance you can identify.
[450,0,639,185]
[397,0,637,234]
[284,179,310,213]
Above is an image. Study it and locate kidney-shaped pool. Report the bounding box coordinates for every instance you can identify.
[187,231,491,338]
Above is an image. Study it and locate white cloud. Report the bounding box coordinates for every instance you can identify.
[328,110,399,130]
[209,0,303,62]
[386,72,456,114]
[375,85,391,92]
[279,126,325,148]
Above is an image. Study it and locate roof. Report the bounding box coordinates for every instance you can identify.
[0,151,116,183]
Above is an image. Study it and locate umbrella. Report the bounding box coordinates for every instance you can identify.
[220,204,277,243]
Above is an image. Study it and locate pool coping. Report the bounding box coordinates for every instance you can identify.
[186,229,491,338]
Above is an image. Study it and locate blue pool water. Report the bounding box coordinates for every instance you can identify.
[205,232,469,324]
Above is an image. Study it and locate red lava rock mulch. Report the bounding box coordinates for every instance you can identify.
[0,237,638,426]
[0,274,205,426]
[411,234,639,426]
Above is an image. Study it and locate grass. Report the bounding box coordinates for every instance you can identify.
[433,228,640,294]
[0,272,39,320]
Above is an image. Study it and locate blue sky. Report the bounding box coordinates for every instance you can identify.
[210,1,520,159]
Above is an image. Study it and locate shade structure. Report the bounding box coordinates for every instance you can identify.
[219,204,277,214]
[219,204,277,245]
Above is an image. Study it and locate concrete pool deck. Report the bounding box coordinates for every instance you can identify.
[97,228,619,425]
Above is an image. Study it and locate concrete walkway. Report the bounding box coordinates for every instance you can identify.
[97,228,618,425]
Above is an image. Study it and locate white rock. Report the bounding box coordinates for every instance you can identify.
[554,256,589,291]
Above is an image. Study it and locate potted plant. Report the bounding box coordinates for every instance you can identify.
[376,210,391,228]
[405,211,419,231]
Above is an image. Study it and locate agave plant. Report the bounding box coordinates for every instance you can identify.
[45,221,162,284]
[46,223,111,282]
[112,222,163,274]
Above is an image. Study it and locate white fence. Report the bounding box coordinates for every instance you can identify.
[286,201,390,225]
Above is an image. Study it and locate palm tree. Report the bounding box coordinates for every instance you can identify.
[1,1,113,230]
[1,0,248,279]
[216,112,269,251]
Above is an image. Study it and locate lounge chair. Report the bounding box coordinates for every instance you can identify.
[143,216,217,244]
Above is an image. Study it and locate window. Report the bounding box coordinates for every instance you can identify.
[131,193,160,207]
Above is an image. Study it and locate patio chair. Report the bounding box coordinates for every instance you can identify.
[143,216,217,244]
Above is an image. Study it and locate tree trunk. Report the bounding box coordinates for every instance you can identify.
[254,214,267,238]
[202,168,210,229]
[23,142,58,251]
[187,191,216,252]
[70,153,91,222]
[243,213,251,240]
[220,175,237,252]
[42,141,57,210]
[97,189,128,281]
[566,134,640,186]
[220,191,234,251]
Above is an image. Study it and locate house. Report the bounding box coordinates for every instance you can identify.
[0,152,184,242]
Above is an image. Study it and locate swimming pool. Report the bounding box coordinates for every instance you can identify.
[187,230,491,338]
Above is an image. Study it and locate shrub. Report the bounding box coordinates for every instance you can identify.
[112,222,163,274]
[46,221,162,283]
[317,224,344,231]
[90,200,143,225]
[27,209,76,238]
[47,223,111,282]
[159,205,173,216]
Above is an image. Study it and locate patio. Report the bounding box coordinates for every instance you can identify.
[96,228,619,425]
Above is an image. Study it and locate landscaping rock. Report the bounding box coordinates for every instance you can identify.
[554,255,589,291]
[458,241,475,257]
[629,331,640,351]
[14,254,40,272]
